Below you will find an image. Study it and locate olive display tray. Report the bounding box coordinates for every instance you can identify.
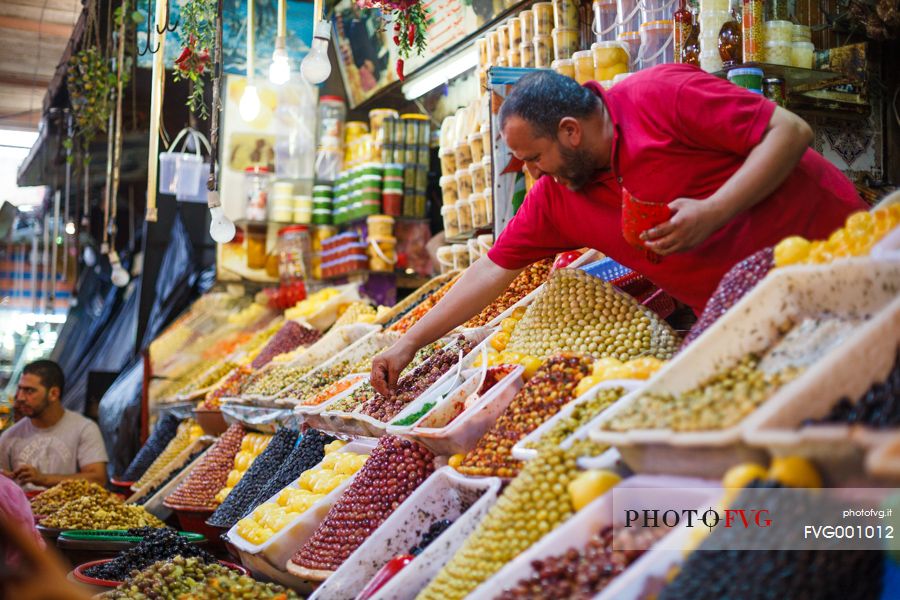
[308,467,502,600]
[225,439,378,576]
[590,258,900,480]
[511,379,644,462]
[466,475,722,600]
[745,291,900,485]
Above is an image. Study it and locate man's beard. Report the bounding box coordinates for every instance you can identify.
[557,145,599,191]
[18,394,49,419]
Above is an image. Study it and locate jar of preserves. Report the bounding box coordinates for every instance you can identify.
[456,198,473,233]
[764,20,793,43]
[764,40,792,65]
[316,96,346,147]
[791,41,814,68]
[454,140,473,170]
[533,2,555,35]
[572,50,595,83]
[551,58,577,78]
[742,0,764,62]
[470,162,486,194]
[553,0,580,29]
[276,225,311,285]
[534,35,554,67]
[470,192,490,228]
[592,41,630,80]
[521,42,536,67]
[508,16,523,52]
[455,169,474,200]
[717,13,742,66]
[673,0,692,62]
[246,223,268,270]
[552,27,580,60]
[244,166,272,221]
[762,77,786,106]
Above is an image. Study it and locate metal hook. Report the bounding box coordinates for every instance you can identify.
[138,0,160,55]
[156,0,179,34]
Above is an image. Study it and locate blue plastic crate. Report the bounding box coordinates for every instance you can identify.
[579,257,634,282]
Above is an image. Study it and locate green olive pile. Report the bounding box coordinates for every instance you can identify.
[241,364,312,397]
[31,479,111,516]
[417,440,605,600]
[603,355,802,432]
[506,269,679,360]
[99,555,302,600]
[40,496,165,530]
[463,258,552,328]
[525,386,626,450]
[177,361,239,397]
[458,354,593,479]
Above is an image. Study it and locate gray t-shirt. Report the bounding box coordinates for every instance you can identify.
[0,410,108,489]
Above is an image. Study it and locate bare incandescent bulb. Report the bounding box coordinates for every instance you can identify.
[301,21,332,85]
[208,204,236,244]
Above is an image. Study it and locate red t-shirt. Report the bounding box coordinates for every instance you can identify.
[488,64,866,314]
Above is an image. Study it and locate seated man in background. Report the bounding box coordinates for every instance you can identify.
[0,360,107,490]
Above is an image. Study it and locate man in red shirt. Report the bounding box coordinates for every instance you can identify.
[371,65,866,394]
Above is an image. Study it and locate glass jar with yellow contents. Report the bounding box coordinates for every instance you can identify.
[591,41,630,81]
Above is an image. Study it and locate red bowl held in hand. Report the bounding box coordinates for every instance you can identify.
[621,188,672,261]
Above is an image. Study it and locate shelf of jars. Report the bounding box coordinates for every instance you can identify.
[714,63,850,94]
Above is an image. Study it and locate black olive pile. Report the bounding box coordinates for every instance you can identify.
[659,482,885,600]
[409,519,453,556]
[238,428,335,522]
[804,348,900,428]
[84,528,214,581]
[207,428,300,529]
[118,414,181,482]
[135,446,206,505]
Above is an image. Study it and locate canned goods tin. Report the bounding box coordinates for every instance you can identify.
[381,143,397,165]
[416,144,430,166]
[404,166,417,188]
[414,193,427,218]
[369,108,399,142]
[417,120,431,145]
[415,165,428,192]
[403,146,417,165]
[401,113,428,145]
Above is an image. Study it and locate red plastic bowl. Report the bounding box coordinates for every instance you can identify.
[72,558,248,588]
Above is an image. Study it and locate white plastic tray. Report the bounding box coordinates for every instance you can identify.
[293,374,369,416]
[275,330,398,406]
[226,439,377,572]
[351,328,496,438]
[512,380,644,461]
[309,467,503,600]
[404,364,525,457]
[137,445,213,521]
[745,293,900,486]
[295,283,361,331]
[467,475,722,600]
[590,258,900,478]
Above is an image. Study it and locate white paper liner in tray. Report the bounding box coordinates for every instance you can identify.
[589,258,900,479]
[226,438,377,578]
[511,380,645,462]
[466,475,722,600]
[745,293,900,486]
[308,467,502,600]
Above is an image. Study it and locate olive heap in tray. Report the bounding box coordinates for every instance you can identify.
[359,338,475,422]
[804,347,900,428]
[84,527,215,581]
[290,436,435,574]
[207,427,299,529]
[458,354,593,478]
[117,413,181,482]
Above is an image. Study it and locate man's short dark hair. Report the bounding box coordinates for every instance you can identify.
[498,70,601,139]
[23,360,65,396]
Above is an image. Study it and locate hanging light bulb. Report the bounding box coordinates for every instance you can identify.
[209,204,236,243]
[269,38,291,85]
[65,221,76,235]
[301,20,332,85]
[239,83,261,121]
[109,250,130,287]
[269,1,290,85]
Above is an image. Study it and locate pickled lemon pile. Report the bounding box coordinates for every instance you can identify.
[235,448,368,546]
[473,306,543,379]
[774,206,900,268]
[573,356,666,396]
[215,433,272,504]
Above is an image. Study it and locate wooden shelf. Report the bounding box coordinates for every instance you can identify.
[714,63,849,94]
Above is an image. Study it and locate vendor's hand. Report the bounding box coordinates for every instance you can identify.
[370,341,418,397]
[641,198,727,256]
[13,464,45,487]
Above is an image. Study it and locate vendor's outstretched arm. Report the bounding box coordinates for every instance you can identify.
[370,256,523,395]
